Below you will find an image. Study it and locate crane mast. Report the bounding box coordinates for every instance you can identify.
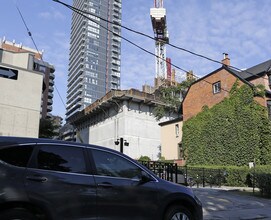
[150,0,169,79]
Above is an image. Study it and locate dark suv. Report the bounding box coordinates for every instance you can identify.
[0,136,202,220]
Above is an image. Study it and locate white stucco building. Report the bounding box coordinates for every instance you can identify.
[0,46,43,137]
[70,89,178,160]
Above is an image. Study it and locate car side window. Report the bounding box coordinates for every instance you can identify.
[91,149,142,179]
[37,145,87,174]
[0,145,34,167]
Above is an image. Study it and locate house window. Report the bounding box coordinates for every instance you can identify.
[175,124,179,137]
[213,81,221,94]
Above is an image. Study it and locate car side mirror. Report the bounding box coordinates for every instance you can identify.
[140,171,153,184]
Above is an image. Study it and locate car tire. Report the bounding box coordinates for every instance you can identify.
[164,205,193,220]
[0,208,37,220]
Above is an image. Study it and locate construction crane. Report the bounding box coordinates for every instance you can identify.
[150,0,169,79]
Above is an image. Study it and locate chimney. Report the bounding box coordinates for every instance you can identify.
[222,53,230,66]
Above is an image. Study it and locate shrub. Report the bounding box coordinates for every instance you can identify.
[255,173,271,197]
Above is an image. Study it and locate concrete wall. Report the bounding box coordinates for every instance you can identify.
[78,100,176,160]
[0,51,43,137]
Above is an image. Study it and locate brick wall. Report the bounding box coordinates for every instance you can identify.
[183,68,245,121]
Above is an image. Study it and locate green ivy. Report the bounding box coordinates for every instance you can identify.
[153,78,195,120]
[183,83,271,166]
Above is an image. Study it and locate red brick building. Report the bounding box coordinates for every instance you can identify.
[182,55,271,121]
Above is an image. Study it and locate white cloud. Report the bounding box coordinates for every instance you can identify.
[39,8,66,20]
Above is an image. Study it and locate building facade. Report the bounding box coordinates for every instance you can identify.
[182,55,271,121]
[0,45,43,137]
[69,89,178,160]
[66,0,122,121]
[159,117,183,163]
[0,38,55,119]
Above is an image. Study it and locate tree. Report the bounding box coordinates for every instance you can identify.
[138,156,151,161]
[39,118,59,138]
[153,78,196,120]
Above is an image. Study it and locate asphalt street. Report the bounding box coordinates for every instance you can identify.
[192,187,271,220]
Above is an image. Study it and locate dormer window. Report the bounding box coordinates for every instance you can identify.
[213,81,221,94]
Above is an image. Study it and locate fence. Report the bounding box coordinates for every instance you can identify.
[138,160,225,187]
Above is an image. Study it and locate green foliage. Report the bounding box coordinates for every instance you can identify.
[255,173,271,197]
[153,105,166,121]
[185,165,271,189]
[223,166,249,186]
[253,84,266,97]
[153,79,195,120]
[183,83,271,166]
[39,118,59,138]
[138,156,151,161]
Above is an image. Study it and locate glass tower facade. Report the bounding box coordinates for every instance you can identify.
[66,0,122,121]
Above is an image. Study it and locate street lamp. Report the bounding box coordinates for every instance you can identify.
[115,137,129,153]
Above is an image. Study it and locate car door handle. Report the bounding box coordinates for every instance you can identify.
[26,176,48,183]
[97,182,113,188]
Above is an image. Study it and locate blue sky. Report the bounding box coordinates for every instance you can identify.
[1,0,271,121]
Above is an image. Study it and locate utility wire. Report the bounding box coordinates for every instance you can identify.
[16,4,43,60]
[16,3,68,120]
[14,3,98,143]
[53,0,234,93]
[53,0,188,73]
[53,0,270,82]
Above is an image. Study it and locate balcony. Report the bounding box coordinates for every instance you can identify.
[49,72,55,79]
[48,92,54,98]
[111,53,120,60]
[112,18,121,25]
[113,2,121,8]
[47,97,53,105]
[47,105,53,112]
[49,79,54,86]
[111,71,120,77]
[112,35,121,42]
[111,65,120,72]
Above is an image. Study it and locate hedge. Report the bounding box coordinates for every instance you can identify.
[186,165,271,190]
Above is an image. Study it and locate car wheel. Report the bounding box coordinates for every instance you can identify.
[164,205,193,220]
[0,208,36,220]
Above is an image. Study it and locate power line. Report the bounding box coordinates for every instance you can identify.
[15,3,67,116]
[53,0,233,93]
[53,0,188,73]
[53,0,270,82]
[16,4,42,60]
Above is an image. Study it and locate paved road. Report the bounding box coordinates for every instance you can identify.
[192,187,271,220]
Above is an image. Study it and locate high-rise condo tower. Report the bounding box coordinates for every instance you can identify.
[66,0,122,121]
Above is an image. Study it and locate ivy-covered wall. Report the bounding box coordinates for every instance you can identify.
[182,83,271,166]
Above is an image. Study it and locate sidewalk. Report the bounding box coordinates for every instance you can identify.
[192,187,271,220]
